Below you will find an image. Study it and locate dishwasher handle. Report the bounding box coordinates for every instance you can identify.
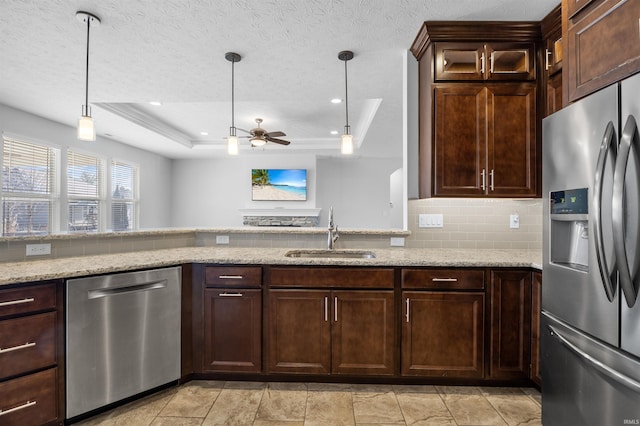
[87,280,168,299]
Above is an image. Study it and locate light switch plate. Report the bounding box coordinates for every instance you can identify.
[418,214,443,228]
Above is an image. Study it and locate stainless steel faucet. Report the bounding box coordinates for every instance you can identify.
[328,207,339,249]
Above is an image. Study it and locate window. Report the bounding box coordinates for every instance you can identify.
[67,150,104,232]
[111,160,138,231]
[2,137,59,236]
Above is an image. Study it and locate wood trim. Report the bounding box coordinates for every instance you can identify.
[411,21,542,59]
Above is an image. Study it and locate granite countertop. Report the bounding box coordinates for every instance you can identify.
[0,247,542,286]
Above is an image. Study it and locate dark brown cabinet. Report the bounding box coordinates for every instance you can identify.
[401,268,485,378]
[531,271,542,387]
[564,0,640,103]
[266,267,395,376]
[0,281,63,426]
[411,22,540,198]
[542,4,563,117]
[488,269,532,380]
[267,289,331,374]
[202,266,262,373]
[435,42,536,81]
[433,83,537,197]
[203,289,262,373]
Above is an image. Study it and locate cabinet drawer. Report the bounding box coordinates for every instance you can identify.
[0,368,58,426]
[269,267,394,288]
[205,266,262,287]
[0,312,56,380]
[0,283,56,318]
[402,269,485,290]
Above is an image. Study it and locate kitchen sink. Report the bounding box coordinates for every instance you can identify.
[284,249,377,259]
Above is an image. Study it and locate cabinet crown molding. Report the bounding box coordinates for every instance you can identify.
[411,21,542,60]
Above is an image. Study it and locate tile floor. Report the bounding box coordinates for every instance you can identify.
[76,381,542,426]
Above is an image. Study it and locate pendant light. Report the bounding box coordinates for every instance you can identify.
[76,11,101,141]
[225,52,241,155]
[338,50,354,155]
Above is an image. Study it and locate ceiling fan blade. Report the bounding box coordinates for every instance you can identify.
[237,128,252,134]
[267,137,291,145]
[265,131,286,138]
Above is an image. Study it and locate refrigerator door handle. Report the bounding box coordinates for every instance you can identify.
[593,121,617,302]
[613,115,640,308]
[548,324,640,392]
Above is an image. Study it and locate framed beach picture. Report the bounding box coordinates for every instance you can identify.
[251,169,307,201]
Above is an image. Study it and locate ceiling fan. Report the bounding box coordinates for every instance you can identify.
[239,118,290,147]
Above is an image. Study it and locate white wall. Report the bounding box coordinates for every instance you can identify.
[0,104,173,229]
[171,155,317,227]
[315,157,401,228]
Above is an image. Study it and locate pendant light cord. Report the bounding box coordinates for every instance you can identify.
[344,57,349,132]
[84,16,91,114]
[231,58,235,135]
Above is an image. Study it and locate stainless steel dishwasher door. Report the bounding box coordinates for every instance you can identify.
[66,266,181,419]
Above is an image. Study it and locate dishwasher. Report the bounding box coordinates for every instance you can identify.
[65,266,181,419]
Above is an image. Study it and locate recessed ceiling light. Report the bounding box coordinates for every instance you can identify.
[200,131,209,136]
[330,130,339,135]
[149,101,162,106]
[331,98,342,104]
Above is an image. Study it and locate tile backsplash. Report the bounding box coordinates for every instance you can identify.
[406,198,542,250]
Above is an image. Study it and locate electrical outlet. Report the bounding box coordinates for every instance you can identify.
[215,235,230,245]
[510,214,520,229]
[26,243,51,256]
[390,237,405,247]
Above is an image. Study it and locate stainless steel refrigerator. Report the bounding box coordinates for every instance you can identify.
[542,72,640,425]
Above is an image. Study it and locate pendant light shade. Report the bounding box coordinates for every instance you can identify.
[76,11,100,141]
[338,50,354,155]
[226,52,242,155]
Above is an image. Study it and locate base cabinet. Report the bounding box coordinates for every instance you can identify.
[267,290,331,374]
[489,270,532,379]
[402,291,484,378]
[201,266,262,373]
[203,289,262,373]
[267,289,395,376]
[0,281,62,426]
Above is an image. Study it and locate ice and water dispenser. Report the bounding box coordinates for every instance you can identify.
[549,188,589,271]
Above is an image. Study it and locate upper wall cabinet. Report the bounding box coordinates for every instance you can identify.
[411,22,542,199]
[435,42,536,81]
[563,0,640,103]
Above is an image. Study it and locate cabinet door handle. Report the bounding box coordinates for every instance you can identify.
[0,297,34,307]
[406,298,410,323]
[480,52,486,74]
[481,169,486,191]
[489,169,495,191]
[0,342,36,354]
[545,49,552,71]
[489,51,494,74]
[218,275,243,280]
[431,278,458,282]
[219,292,243,297]
[0,400,36,416]
[334,297,338,322]
[324,297,328,322]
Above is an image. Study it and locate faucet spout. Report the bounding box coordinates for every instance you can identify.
[328,207,339,249]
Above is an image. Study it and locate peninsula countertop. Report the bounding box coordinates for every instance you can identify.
[0,247,542,286]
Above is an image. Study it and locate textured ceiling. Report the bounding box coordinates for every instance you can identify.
[0,0,559,159]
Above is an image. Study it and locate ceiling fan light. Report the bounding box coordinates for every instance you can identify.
[78,114,96,141]
[227,135,239,155]
[341,133,354,155]
[251,137,266,147]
